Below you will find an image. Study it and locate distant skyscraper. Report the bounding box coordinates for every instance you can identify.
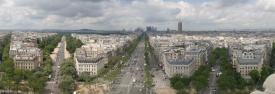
[178,21,182,32]
[146,26,157,32]
[134,27,144,32]
[167,28,170,32]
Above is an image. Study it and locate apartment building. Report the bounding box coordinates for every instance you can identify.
[13,53,42,70]
[162,47,192,77]
[162,42,209,77]
[235,49,264,79]
[74,48,107,76]
[227,43,269,79]
[73,33,138,76]
[9,32,55,70]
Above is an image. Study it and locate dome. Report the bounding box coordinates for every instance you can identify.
[250,90,267,94]
[263,74,275,93]
[251,74,275,94]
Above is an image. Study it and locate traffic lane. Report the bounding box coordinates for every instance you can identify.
[44,39,66,94]
[207,61,221,94]
[130,87,145,94]
[110,41,145,94]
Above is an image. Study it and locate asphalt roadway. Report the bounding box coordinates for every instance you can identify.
[109,40,146,94]
[44,36,66,94]
[203,59,220,94]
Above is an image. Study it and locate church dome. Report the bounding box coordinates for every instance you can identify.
[263,74,275,93]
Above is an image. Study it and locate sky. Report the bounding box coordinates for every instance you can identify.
[0,0,275,31]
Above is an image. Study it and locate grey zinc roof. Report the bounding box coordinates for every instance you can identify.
[238,49,263,65]
[168,58,193,65]
[76,56,103,63]
[238,55,261,65]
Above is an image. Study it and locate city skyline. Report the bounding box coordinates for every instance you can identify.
[0,0,275,31]
[1,29,275,94]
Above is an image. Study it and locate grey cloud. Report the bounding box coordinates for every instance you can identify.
[76,0,110,2]
[207,0,254,8]
[5,0,275,31]
[0,0,6,6]
[14,0,106,18]
[52,2,104,17]
[119,0,147,3]
[144,8,180,22]
[131,2,180,23]
[218,0,250,7]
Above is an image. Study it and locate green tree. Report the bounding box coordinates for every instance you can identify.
[192,66,210,91]
[59,75,75,94]
[215,48,248,92]
[60,59,77,78]
[208,53,216,66]
[170,75,190,90]
[270,42,275,68]
[65,35,83,54]
[174,81,185,90]
[78,72,93,82]
[28,76,45,93]
[249,70,260,84]
[260,67,273,82]
[59,58,76,94]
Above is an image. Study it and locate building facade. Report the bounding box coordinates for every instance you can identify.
[235,49,264,79]
[162,42,208,77]
[9,32,51,70]
[74,48,108,76]
[178,21,182,32]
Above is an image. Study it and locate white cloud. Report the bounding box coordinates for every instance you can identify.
[0,0,274,30]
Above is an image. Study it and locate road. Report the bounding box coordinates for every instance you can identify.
[204,59,220,94]
[109,40,146,94]
[44,36,66,94]
[147,43,170,94]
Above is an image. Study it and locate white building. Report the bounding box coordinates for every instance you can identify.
[73,33,138,76]
[74,48,107,76]
[9,32,52,70]
[234,48,265,79]
[162,42,208,77]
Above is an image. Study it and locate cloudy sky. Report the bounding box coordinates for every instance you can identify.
[0,0,275,31]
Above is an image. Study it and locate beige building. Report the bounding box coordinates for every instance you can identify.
[74,48,107,76]
[14,55,41,70]
[235,49,264,79]
[162,43,208,77]
[75,56,107,76]
[229,44,267,79]
[13,48,43,70]
[72,33,138,76]
[9,32,55,70]
[164,57,195,77]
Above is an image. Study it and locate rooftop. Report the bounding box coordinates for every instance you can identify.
[76,56,104,64]
[168,58,193,65]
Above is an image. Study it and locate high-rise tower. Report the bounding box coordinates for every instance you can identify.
[178,21,182,32]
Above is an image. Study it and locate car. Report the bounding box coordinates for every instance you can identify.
[57,65,60,68]
[212,88,217,91]
[211,67,216,72]
[216,72,222,77]
[133,78,136,83]
[212,69,216,72]
[48,75,52,80]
